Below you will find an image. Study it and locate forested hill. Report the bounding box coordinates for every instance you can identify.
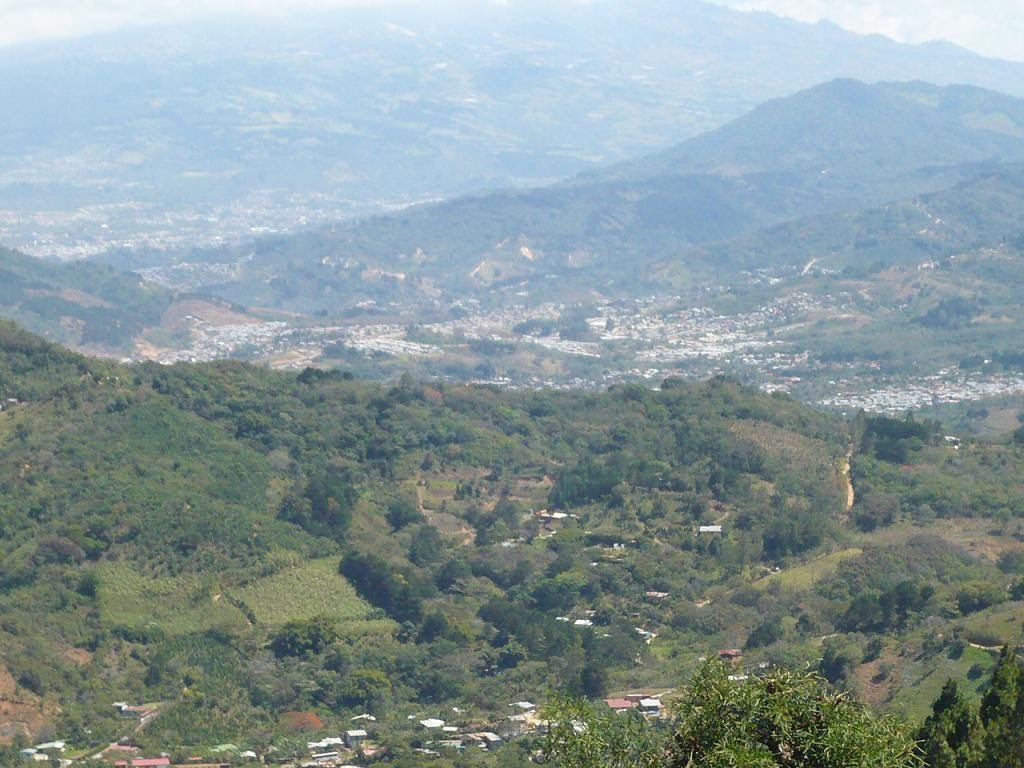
[664,162,1024,274]
[163,79,1024,312]
[0,246,172,351]
[2,321,1024,761]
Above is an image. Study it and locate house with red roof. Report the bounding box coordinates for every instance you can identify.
[603,697,635,712]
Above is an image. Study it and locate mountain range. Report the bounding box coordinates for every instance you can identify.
[4,0,1024,257]
[138,79,1024,312]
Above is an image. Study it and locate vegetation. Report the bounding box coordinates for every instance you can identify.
[915,647,1024,768]
[1,319,1024,761]
[0,246,172,350]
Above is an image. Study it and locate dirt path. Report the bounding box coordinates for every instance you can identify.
[968,642,1004,652]
[841,450,855,511]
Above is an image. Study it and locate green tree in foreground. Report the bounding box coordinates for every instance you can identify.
[916,680,982,768]
[545,662,921,768]
[976,645,1024,768]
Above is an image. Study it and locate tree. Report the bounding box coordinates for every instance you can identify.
[341,551,423,623]
[745,616,783,649]
[821,636,861,685]
[337,668,392,712]
[270,616,339,658]
[956,581,1008,616]
[279,469,358,540]
[545,663,921,768]
[387,493,424,530]
[280,710,323,733]
[579,660,609,699]
[418,610,450,643]
[408,524,444,567]
[917,680,982,768]
[976,645,1024,768]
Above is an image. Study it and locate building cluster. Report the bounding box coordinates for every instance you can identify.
[120,273,1024,422]
[601,694,665,717]
[14,651,792,767]
[8,189,372,262]
[19,741,71,766]
[819,368,1024,414]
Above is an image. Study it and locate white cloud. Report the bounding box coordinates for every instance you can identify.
[0,0,417,47]
[711,0,1024,62]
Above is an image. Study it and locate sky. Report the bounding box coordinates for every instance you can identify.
[711,0,1024,62]
[0,0,1021,62]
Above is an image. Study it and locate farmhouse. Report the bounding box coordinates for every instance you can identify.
[639,698,663,716]
[603,697,635,712]
[310,751,340,765]
[307,737,344,751]
[344,729,368,748]
[463,732,503,749]
[113,701,160,724]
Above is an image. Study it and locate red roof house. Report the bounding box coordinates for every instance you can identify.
[603,698,635,711]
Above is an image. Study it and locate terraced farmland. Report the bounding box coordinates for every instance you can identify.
[230,558,376,627]
[96,564,249,636]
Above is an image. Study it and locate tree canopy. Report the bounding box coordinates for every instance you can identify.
[545,663,922,768]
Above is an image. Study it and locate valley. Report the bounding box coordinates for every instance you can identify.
[123,241,1024,424]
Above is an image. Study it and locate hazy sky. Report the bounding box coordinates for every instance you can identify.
[712,0,1024,62]
[0,0,1021,62]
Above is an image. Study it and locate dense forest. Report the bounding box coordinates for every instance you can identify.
[0,320,1023,765]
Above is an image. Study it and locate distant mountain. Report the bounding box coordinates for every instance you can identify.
[5,1,1024,256]
[615,79,1024,186]
[166,80,1024,312]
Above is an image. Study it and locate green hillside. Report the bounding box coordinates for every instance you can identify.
[0,246,172,350]
[673,164,1024,273]
[1,321,1023,761]
[625,79,1024,184]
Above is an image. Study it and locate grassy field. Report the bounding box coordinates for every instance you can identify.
[96,564,249,636]
[888,644,999,722]
[753,548,863,591]
[97,559,383,637]
[230,557,374,627]
[954,600,1024,647]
